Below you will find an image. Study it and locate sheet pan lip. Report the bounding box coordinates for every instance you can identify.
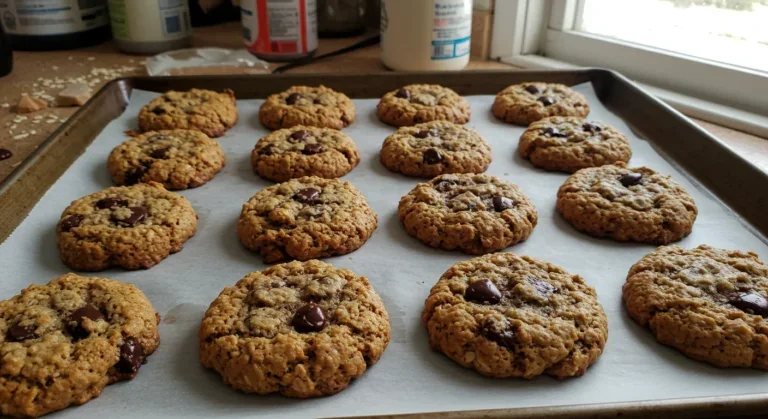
[1,72,767,418]
[0,77,130,197]
[333,391,768,419]
[589,67,768,184]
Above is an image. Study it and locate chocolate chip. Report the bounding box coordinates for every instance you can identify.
[528,278,556,296]
[290,130,310,141]
[313,98,322,104]
[96,198,128,210]
[492,196,514,212]
[482,324,516,349]
[434,179,459,192]
[258,145,274,156]
[60,214,84,232]
[119,207,148,226]
[7,325,36,342]
[582,123,602,133]
[0,148,12,161]
[68,305,105,340]
[124,166,146,185]
[465,279,502,304]
[286,93,302,105]
[151,107,166,115]
[395,89,411,100]
[619,172,643,187]
[115,337,143,374]
[294,188,320,204]
[302,143,323,155]
[291,303,327,333]
[728,292,768,317]
[543,127,567,138]
[538,96,556,106]
[415,129,438,139]
[524,85,539,94]
[423,148,443,165]
[150,147,170,159]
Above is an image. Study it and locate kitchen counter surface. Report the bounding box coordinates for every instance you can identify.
[1,22,766,184]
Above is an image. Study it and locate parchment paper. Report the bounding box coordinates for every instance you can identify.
[2,83,767,419]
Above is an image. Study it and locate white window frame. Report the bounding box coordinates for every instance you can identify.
[490,0,768,129]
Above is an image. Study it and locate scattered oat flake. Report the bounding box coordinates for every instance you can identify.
[52,66,58,70]
[13,133,29,140]
[87,57,95,61]
[1,103,9,108]
[30,130,37,134]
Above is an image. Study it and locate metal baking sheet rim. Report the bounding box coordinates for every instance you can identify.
[0,69,766,418]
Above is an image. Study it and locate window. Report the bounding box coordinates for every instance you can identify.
[578,0,768,74]
[492,0,768,115]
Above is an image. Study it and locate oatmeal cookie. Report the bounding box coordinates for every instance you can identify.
[199,260,390,397]
[380,121,491,178]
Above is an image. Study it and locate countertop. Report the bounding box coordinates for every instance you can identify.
[0,22,766,185]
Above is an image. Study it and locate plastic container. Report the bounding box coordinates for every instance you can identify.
[242,0,318,62]
[380,0,472,71]
[0,0,111,51]
[108,0,193,55]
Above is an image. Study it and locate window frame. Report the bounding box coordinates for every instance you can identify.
[491,0,768,115]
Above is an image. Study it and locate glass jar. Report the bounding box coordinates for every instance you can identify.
[318,0,368,37]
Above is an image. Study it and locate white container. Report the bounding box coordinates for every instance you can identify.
[108,0,193,55]
[381,0,472,71]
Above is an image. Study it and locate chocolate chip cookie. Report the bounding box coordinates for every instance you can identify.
[199,260,390,398]
[519,116,632,173]
[107,129,226,190]
[624,245,768,369]
[379,121,492,178]
[398,174,538,254]
[138,88,238,138]
[376,84,471,127]
[423,252,608,379]
[251,126,360,182]
[259,85,356,130]
[0,273,160,418]
[56,182,198,271]
[556,163,697,244]
[492,83,589,126]
[237,176,377,263]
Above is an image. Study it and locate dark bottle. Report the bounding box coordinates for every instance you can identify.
[0,22,11,77]
[188,0,240,27]
[0,0,111,51]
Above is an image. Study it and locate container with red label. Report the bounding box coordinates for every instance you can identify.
[242,0,318,62]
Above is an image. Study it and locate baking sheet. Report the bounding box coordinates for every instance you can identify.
[1,83,767,419]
